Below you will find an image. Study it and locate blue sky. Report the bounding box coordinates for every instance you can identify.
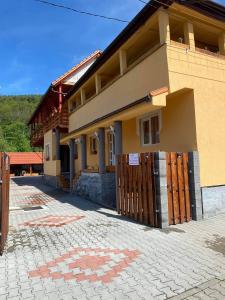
[0,0,224,95]
[0,0,143,95]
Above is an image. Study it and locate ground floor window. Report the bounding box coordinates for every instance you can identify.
[45,144,50,161]
[90,136,98,155]
[108,132,115,166]
[140,112,161,146]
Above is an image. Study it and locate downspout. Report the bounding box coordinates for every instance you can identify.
[58,84,62,113]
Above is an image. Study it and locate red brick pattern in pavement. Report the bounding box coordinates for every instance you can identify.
[29,247,140,284]
[16,193,54,206]
[21,215,85,227]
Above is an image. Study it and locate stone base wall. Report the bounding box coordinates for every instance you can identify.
[43,175,59,188]
[75,172,116,209]
[202,185,225,219]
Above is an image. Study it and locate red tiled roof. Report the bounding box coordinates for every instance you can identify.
[149,86,169,97]
[7,152,43,165]
[52,50,102,86]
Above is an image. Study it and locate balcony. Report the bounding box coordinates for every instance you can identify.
[43,108,69,133]
[30,124,44,147]
[30,104,69,147]
[69,44,169,133]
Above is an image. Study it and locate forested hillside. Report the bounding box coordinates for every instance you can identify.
[0,95,41,152]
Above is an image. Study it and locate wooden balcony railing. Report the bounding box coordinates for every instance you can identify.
[43,110,69,133]
[30,124,44,147]
[30,108,69,147]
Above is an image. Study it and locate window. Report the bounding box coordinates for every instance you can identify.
[90,136,98,154]
[140,112,160,146]
[45,144,50,161]
[107,132,115,166]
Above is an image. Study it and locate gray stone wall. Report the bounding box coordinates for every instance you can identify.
[188,152,225,220]
[202,185,225,219]
[75,172,116,209]
[154,152,169,228]
[43,175,59,188]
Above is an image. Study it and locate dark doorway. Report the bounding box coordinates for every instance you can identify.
[60,145,70,173]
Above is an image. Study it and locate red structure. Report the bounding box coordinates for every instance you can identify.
[28,51,102,148]
[7,152,43,176]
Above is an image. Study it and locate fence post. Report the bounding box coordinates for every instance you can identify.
[188,151,203,220]
[154,152,169,228]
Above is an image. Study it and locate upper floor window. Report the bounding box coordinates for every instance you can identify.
[140,112,160,146]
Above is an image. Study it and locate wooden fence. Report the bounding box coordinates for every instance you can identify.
[116,152,191,228]
[167,152,191,225]
[116,153,159,227]
[0,152,10,254]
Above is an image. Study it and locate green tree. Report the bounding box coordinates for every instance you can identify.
[0,95,42,152]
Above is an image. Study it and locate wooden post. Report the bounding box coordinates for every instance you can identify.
[29,165,32,176]
[98,128,106,174]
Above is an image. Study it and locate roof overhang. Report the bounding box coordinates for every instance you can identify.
[65,0,225,101]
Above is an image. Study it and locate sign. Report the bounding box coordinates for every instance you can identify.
[129,153,139,166]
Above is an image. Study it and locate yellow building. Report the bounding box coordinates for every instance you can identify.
[30,0,225,226]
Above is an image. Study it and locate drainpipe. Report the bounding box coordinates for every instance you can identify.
[59,84,62,113]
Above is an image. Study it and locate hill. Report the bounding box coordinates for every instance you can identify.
[0,95,41,152]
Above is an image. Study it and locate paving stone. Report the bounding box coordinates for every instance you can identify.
[4,176,225,300]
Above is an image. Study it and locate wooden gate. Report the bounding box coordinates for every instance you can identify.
[166,152,191,225]
[0,152,10,254]
[116,153,159,227]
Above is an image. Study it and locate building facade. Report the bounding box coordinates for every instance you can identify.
[28,51,101,188]
[30,0,225,224]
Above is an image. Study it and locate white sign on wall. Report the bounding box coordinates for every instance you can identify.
[129,153,139,166]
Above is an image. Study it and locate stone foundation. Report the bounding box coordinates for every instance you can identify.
[43,175,59,188]
[75,172,116,209]
[202,185,225,219]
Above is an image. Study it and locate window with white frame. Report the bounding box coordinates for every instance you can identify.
[140,112,160,146]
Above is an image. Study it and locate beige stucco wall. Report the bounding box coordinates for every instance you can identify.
[43,130,59,176]
[44,130,56,161]
[167,44,225,187]
[44,160,60,177]
[74,131,113,173]
[123,90,197,154]
[73,90,197,173]
[69,45,169,133]
[67,44,225,188]
[75,144,81,174]
[86,134,98,169]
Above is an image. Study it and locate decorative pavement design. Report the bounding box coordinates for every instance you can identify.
[6,177,225,299]
[21,215,85,227]
[16,193,54,206]
[29,247,140,284]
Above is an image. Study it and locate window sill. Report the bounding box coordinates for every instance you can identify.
[141,142,160,147]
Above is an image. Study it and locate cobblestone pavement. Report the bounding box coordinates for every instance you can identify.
[1,176,225,300]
